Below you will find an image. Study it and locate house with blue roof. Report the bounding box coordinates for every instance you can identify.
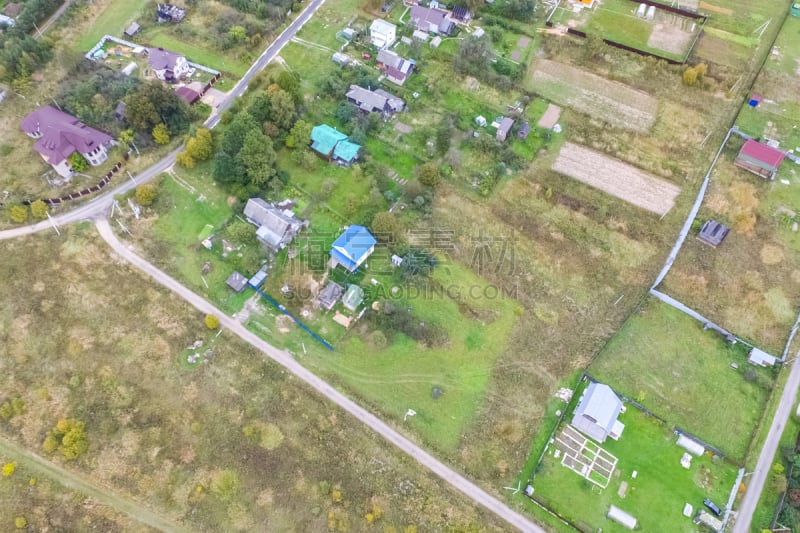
[310,124,361,166]
[329,225,376,272]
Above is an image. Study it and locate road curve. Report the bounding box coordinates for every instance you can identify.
[0,0,328,242]
[0,433,187,532]
[95,218,544,533]
[732,352,800,532]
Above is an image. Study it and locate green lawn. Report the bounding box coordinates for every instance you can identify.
[138,27,250,77]
[590,297,774,461]
[532,388,739,533]
[76,0,147,51]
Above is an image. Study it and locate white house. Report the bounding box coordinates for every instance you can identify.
[571,382,625,443]
[148,47,190,82]
[370,19,397,49]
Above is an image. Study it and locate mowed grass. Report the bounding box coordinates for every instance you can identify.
[139,28,250,77]
[590,297,774,460]
[75,0,147,51]
[532,392,738,533]
[0,226,507,532]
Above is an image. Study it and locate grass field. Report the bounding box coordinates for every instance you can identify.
[75,0,147,51]
[660,143,800,354]
[590,297,774,460]
[0,225,507,531]
[532,384,738,533]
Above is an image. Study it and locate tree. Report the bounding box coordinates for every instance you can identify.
[504,0,535,21]
[30,199,48,219]
[269,89,296,131]
[453,36,493,77]
[119,129,135,146]
[186,128,213,161]
[9,205,28,223]
[44,419,88,460]
[229,25,247,42]
[285,119,312,149]
[401,249,438,278]
[226,221,257,245]
[418,162,441,188]
[152,123,170,145]
[135,183,157,206]
[2,462,15,476]
[683,63,708,86]
[67,152,88,173]
[14,517,26,529]
[236,130,277,186]
[371,212,401,242]
[221,111,260,155]
[124,81,190,134]
[176,151,196,168]
[212,151,245,185]
[205,314,220,329]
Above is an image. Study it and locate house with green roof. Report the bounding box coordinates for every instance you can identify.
[310,124,361,166]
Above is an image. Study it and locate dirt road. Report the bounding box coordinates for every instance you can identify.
[0,432,186,532]
[95,218,545,533]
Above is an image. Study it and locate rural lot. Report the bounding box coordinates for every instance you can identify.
[1,0,800,530]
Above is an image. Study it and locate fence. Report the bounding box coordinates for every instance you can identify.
[24,151,129,206]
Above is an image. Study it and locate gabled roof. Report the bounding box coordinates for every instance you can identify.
[738,139,786,170]
[310,124,348,156]
[333,139,361,163]
[175,86,200,104]
[370,19,396,34]
[497,117,514,135]
[331,225,376,271]
[342,284,365,311]
[244,198,303,250]
[572,382,622,434]
[697,219,729,247]
[409,5,453,33]
[346,85,405,113]
[377,49,403,69]
[20,106,113,166]
[3,2,20,17]
[148,47,184,71]
[452,5,471,20]
[318,281,344,309]
[374,89,405,112]
[226,271,248,292]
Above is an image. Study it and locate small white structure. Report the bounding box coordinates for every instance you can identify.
[342,27,356,40]
[636,3,646,17]
[607,505,637,530]
[472,27,485,38]
[370,19,397,49]
[749,347,777,367]
[646,5,656,20]
[430,36,442,48]
[121,61,138,76]
[475,115,487,127]
[676,433,705,456]
[412,29,429,41]
[683,503,693,518]
[680,452,692,469]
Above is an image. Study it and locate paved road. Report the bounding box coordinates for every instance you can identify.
[0,0,328,242]
[95,218,544,533]
[732,351,800,532]
[0,433,187,532]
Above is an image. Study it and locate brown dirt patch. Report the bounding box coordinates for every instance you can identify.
[647,22,694,56]
[698,1,732,15]
[761,244,785,265]
[552,143,681,215]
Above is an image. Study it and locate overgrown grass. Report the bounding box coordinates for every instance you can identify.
[590,297,774,461]
[75,0,147,51]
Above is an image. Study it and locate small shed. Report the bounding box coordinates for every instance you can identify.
[697,220,730,248]
[748,93,763,108]
[607,505,637,530]
[518,122,531,140]
[332,52,351,66]
[475,115,487,127]
[791,2,800,17]
[430,36,442,48]
[735,139,786,179]
[176,86,200,105]
[412,29,430,41]
[226,271,248,292]
[248,270,268,289]
[693,510,722,532]
[317,281,344,310]
[472,27,485,38]
[342,27,356,39]
[114,101,127,121]
[342,284,365,311]
[749,347,777,367]
[496,117,514,141]
[124,21,140,37]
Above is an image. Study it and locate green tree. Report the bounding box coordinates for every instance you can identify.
[14,516,26,529]
[9,205,28,223]
[67,152,88,173]
[186,128,213,161]
[44,419,88,460]
[236,130,277,186]
[152,123,170,145]
[453,36,493,77]
[401,249,438,278]
[418,162,441,188]
[205,314,220,329]
[29,199,48,219]
[221,111,260,155]
[285,119,312,149]
[124,81,189,134]
[119,129,135,146]
[212,151,245,185]
[269,89,296,131]
[176,151,195,168]
[135,183,157,206]
[229,25,247,42]
[371,212,401,242]
[226,221,257,245]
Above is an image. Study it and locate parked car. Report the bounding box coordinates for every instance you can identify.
[703,498,722,516]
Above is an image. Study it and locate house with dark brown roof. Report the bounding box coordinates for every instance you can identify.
[376,49,414,85]
[735,139,786,180]
[409,6,454,35]
[148,47,190,82]
[175,86,200,105]
[20,106,114,178]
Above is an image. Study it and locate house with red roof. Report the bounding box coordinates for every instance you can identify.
[734,139,786,180]
[20,106,114,178]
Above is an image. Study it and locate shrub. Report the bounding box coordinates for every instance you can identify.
[135,184,157,206]
[9,205,28,223]
[30,200,48,219]
[205,314,220,329]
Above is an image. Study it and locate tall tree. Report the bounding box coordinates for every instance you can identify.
[236,130,277,186]
[269,89,296,131]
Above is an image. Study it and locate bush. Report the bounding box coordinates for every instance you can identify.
[30,200,48,219]
[9,205,28,223]
[205,314,220,329]
[135,183,157,206]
